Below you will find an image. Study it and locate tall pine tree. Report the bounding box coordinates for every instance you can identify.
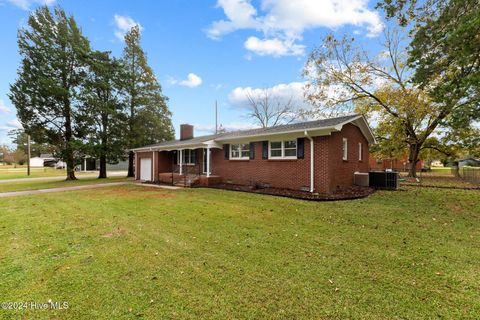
[120,25,174,177]
[9,6,91,180]
[81,51,127,179]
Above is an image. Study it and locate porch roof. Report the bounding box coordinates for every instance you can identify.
[132,114,375,152]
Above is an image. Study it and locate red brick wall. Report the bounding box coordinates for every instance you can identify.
[157,151,172,173]
[313,136,331,193]
[210,124,369,193]
[210,141,311,191]
[327,124,369,192]
[180,124,194,140]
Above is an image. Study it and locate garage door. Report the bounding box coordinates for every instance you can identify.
[140,158,152,181]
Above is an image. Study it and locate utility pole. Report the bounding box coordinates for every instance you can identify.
[27,134,31,176]
[215,100,218,135]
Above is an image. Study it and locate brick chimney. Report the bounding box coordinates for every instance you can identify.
[180,124,194,140]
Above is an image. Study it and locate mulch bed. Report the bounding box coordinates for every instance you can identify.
[207,184,375,201]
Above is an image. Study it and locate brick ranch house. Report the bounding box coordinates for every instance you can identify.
[132,114,375,194]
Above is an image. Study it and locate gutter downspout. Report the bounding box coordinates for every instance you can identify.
[304,130,314,193]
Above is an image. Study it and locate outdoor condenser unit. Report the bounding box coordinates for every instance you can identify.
[368,171,399,190]
[354,172,369,187]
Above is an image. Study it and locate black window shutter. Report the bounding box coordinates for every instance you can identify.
[249,142,255,160]
[297,138,305,159]
[224,144,230,160]
[194,149,199,164]
[173,151,178,164]
[262,141,268,159]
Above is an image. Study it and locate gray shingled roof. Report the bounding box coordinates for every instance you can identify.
[134,114,363,150]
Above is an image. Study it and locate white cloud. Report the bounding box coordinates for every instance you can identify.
[206,0,260,40]
[0,119,22,132]
[6,0,55,10]
[244,36,305,57]
[228,81,311,110]
[169,73,203,88]
[0,100,11,114]
[206,0,383,56]
[114,15,143,41]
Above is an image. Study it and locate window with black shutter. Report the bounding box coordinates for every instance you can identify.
[224,144,230,160]
[262,141,268,159]
[249,142,255,160]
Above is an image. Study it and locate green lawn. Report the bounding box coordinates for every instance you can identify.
[0,167,94,180]
[0,186,479,319]
[0,176,132,193]
[430,167,452,174]
[402,175,479,188]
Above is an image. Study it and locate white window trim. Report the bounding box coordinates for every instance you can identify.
[358,142,363,161]
[230,143,250,160]
[177,149,196,165]
[342,138,348,161]
[269,140,297,160]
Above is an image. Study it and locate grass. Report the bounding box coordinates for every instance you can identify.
[0,176,132,193]
[430,167,452,174]
[0,167,95,180]
[0,185,479,319]
[401,175,479,188]
[400,170,479,188]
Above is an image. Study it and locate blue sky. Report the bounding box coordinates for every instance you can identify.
[0,0,385,145]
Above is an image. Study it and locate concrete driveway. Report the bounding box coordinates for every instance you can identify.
[0,171,128,184]
[0,181,180,198]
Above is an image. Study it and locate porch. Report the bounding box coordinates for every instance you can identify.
[137,146,222,187]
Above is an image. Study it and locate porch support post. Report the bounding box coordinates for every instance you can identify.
[179,149,183,175]
[152,150,155,181]
[206,147,211,178]
[84,157,87,172]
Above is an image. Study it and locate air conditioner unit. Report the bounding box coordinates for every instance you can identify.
[354,172,369,187]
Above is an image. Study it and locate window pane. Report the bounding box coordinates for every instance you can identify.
[285,149,296,157]
[271,149,282,157]
[241,151,250,158]
[271,141,281,149]
[240,143,249,151]
[231,144,239,158]
[284,140,296,148]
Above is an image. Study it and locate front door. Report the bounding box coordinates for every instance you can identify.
[140,158,152,181]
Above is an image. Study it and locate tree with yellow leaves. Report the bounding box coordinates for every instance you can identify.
[303,29,467,177]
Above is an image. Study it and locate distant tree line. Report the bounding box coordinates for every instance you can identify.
[9,6,174,180]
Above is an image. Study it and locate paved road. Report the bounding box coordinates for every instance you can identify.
[0,182,180,198]
[0,171,128,184]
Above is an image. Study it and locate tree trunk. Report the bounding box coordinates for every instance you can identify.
[127,150,135,177]
[99,114,108,179]
[65,145,76,180]
[407,143,421,178]
[64,103,76,181]
[98,154,107,179]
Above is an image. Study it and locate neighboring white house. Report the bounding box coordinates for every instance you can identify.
[30,157,46,167]
[30,154,60,167]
